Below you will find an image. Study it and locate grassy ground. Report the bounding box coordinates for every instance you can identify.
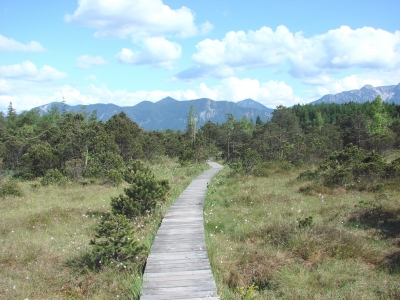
[0,158,209,299]
[204,162,400,299]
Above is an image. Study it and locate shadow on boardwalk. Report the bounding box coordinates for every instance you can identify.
[140,162,223,300]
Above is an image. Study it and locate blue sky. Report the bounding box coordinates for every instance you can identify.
[1,0,400,112]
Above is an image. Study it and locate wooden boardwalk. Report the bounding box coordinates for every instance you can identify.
[140,162,223,300]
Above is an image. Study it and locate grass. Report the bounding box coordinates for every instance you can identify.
[204,162,400,299]
[0,158,209,299]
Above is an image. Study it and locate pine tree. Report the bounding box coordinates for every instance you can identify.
[89,214,147,268]
[186,104,198,144]
[111,162,170,217]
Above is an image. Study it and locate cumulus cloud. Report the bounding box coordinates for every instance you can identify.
[198,77,300,107]
[179,25,400,80]
[0,61,67,81]
[0,75,300,113]
[65,0,212,39]
[76,55,108,69]
[289,26,400,78]
[0,34,45,52]
[303,69,400,99]
[116,37,182,69]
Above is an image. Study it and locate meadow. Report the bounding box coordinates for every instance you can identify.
[204,159,400,299]
[0,159,208,299]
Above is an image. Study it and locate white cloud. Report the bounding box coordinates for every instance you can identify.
[0,34,45,52]
[200,21,214,35]
[76,55,108,69]
[180,25,400,79]
[0,75,300,113]
[0,61,67,81]
[0,79,11,94]
[116,37,182,69]
[289,26,400,78]
[65,0,212,39]
[303,69,400,99]
[199,77,300,107]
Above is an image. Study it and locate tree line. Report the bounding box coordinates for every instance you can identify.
[1,96,399,181]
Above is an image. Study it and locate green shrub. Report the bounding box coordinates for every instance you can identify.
[297,169,320,181]
[18,142,59,178]
[236,283,259,300]
[0,180,22,197]
[86,152,125,179]
[253,161,271,177]
[111,163,170,218]
[64,159,85,181]
[241,148,260,174]
[227,161,243,176]
[89,214,147,270]
[385,157,400,178]
[298,216,314,228]
[279,160,294,171]
[304,146,397,189]
[123,160,149,183]
[106,169,123,187]
[322,168,352,187]
[41,169,67,186]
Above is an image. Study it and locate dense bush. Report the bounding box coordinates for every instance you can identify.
[85,152,125,179]
[0,179,22,197]
[41,169,67,186]
[106,169,123,187]
[299,145,400,190]
[89,214,147,269]
[18,142,59,178]
[111,161,170,218]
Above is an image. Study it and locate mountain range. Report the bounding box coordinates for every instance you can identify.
[38,97,273,131]
[36,83,400,131]
[311,83,400,105]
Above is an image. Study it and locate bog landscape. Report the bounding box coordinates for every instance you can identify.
[1,1,400,299]
[1,86,400,298]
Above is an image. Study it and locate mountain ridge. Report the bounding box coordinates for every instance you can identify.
[35,83,400,130]
[37,98,273,131]
[310,83,400,105]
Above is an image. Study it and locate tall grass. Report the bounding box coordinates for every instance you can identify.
[0,158,208,299]
[204,163,400,299]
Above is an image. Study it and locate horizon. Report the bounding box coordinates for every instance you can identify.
[1,0,400,113]
[34,82,400,111]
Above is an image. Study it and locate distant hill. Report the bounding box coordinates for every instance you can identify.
[36,98,273,131]
[310,83,400,105]
[236,99,274,112]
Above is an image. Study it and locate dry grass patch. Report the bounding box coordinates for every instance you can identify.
[205,165,400,299]
[0,160,209,299]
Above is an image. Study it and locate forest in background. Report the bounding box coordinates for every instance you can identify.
[1,95,399,183]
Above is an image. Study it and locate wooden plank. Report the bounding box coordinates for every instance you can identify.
[140,162,223,300]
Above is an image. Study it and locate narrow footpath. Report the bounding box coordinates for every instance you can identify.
[140,162,223,300]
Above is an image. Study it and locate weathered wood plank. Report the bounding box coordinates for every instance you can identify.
[140,162,223,300]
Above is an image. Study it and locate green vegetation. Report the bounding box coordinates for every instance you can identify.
[205,160,400,299]
[110,161,170,218]
[0,159,208,299]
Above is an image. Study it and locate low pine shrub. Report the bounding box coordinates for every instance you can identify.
[106,169,123,187]
[41,169,67,186]
[299,146,399,190]
[89,214,147,270]
[111,161,170,218]
[0,180,22,197]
